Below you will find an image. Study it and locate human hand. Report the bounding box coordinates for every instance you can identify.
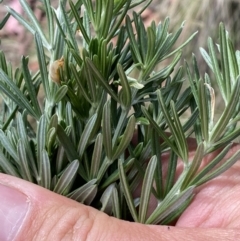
[1,144,240,241]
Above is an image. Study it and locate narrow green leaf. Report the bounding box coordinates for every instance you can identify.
[53,85,68,103]
[139,156,157,223]
[100,183,115,215]
[2,106,18,131]
[210,77,240,142]
[208,37,226,102]
[200,47,213,70]
[195,149,240,186]
[227,38,238,84]
[60,1,80,55]
[84,59,97,103]
[118,160,139,222]
[189,143,232,186]
[170,101,188,162]
[56,125,79,161]
[100,0,114,38]
[112,115,136,160]
[112,186,120,218]
[77,114,97,159]
[236,50,240,74]
[144,49,181,81]
[117,63,131,108]
[67,179,97,205]
[67,179,97,198]
[0,130,19,164]
[86,58,118,102]
[156,17,170,49]
[209,127,240,152]
[164,151,178,196]
[69,49,83,66]
[219,23,231,100]
[53,159,79,195]
[81,185,98,205]
[36,115,47,172]
[82,0,95,26]
[47,127,57,154]
[35,33,50,100]
[43,0,54,44]
[6,6,36,37]
[165,22,185,51]
[145,27,156,65]
[69,0,90,44]
[51,9,67,51]
[126,15,143,64]
[70,64,92,104]
[82,11,91,49]
[141,106,179,155]
[100,158,134,190]
[198,79,209,142]
[0,69,37,118]
[21,56,42,118]
[161,31,198,61]
[205,80,215,131]
[157,90,186,160]
[49,114,58,130]
[0,13,10,29]
[0,151,20,177]
[39,150,51,190]
[56,125,88,182]
[136,117,149,125]
[55,145,65,174]
[150,130,163,198]
[17,139,33,182]
[0,51,8,75]
[130,0,151,11]
[160,195,192,225]
[90,133,103,178]
[107,0,131,42]
[133,11,147,64]
[16,113,38,178]
[146,186,194,224]
[102,101,112,159]
[19,0,50,49]
[112,110,128,146]
[181,142,204,190]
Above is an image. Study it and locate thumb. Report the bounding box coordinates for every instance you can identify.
[0,173,239,241]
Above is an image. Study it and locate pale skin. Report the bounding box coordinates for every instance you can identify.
[1,143,240,240]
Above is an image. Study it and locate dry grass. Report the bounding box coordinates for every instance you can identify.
[154,0,240,71]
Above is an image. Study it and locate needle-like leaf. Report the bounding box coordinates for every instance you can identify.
[139,156,157,223]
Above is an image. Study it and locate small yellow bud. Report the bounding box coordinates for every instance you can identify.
[50,57,64,84]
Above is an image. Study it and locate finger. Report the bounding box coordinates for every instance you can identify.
[0,173,239,241]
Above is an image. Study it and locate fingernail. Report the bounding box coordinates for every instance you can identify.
[0,183,30,241]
